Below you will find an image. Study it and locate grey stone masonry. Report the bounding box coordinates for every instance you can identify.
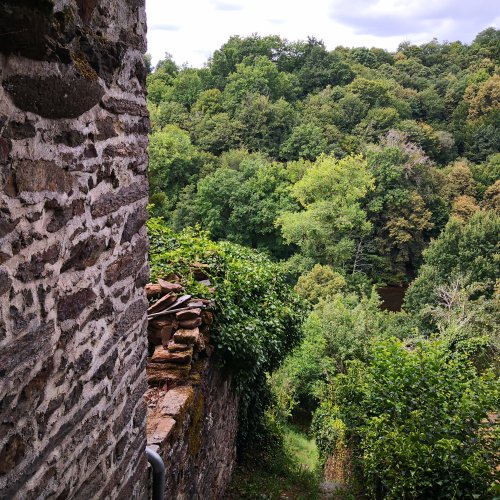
[0,0,150,498]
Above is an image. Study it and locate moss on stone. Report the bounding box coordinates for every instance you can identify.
[188,393,204,456]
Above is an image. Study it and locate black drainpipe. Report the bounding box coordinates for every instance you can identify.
[146,446,165,500]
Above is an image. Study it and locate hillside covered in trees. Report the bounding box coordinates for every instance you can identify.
[147,29,499,498]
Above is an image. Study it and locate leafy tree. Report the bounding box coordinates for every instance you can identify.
[364,135,442,280]
[278,154,374,271]
[471,27,500,61]
[208,34,286,88]
[191,88,223,115]
[294,264,347,304]
[173,152,297,258]
[279,123,328,161]
[405,210,500,331]
[450,194,480,222]
[223,56,298,110]
[235,94,295,157]
[471,153,500,199]
[353,106,400,141]
[294,38,355,95]
[464,74,500,120]
[348,77,392,107]
[170,68,204,109]
[148,125,213,216]
[191,112,243,154]
[483,179,500,212]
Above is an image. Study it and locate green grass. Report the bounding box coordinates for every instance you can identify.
[225,425,321,499]
[283,424,319,473]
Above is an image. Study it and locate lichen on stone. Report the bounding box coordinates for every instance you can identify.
[71,51,98,82]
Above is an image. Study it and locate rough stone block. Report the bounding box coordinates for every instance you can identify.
[173,328,201,346]
[176,308,201,321]
[159,386,194,417]
[151,346,192,365]
[147,416,176,446]
[14,160,73,194]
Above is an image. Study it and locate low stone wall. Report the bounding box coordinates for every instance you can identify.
[145,277,239,499]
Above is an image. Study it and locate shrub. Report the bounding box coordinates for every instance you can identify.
[313,338,500,498]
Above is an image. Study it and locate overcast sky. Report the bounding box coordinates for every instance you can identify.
[146,0,500,67]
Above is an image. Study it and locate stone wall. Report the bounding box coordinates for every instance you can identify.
[0,1,150,498]
[145,277,239,499]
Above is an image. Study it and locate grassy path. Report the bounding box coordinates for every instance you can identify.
[225,425,321,499]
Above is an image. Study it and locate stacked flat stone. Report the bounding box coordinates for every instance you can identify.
[145,277,214,385]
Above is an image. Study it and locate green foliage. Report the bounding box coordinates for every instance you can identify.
[364,134,443,280]
[172,151,297,258]
[271,290,407,413]
[223,56,298,110]
[294,264,347,304]
[148,125,214,217]
[278,154,374,271]
[147,219,305,446]
[235,94,296,157]
[405,210,500,316]
[147,30,499,284]
[145,31,500,494]
[279,122,329,160]
[226,422,321,499]
[312,339,500,498]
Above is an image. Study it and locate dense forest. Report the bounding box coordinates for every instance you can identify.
[146,28,499,498]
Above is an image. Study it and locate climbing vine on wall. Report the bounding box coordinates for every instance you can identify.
[148,217,306,446]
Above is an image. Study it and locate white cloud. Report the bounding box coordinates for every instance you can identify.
[145,0,499,67]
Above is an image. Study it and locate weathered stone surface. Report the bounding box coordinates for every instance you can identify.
[121,205,148,243]
[95,117,118,141]
[15,244,60,282]
[14,160,73,194]
[0,138,11,162]
[57,288,97,321]
[176,308,201,321]
[147,293,176,314]
[167,342,192,353]
[0,0,149,497]
[91,181,148,218]
[2,121,36,140]
[151,346,193,365]
[0,321,54,378]
[0,435,25,474]
[178,317,202,329]
[0,0,54,60]
[46,199,85,233]
[146,363,191,384]
[0,215,19,239]
[101,95,148,116]
[76,0,99,24]
[145,283,162,297]
[159,386,194,417]
[104,246,144,286]
[4,75,104,119]
[158,279,184,294]
[0,268,12,296]
[160,323,176,346]
[61,235,107,272]
[146,361,239,499]
[54,130,86,147]
[173,328,201,346]
[147,416,176,446]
